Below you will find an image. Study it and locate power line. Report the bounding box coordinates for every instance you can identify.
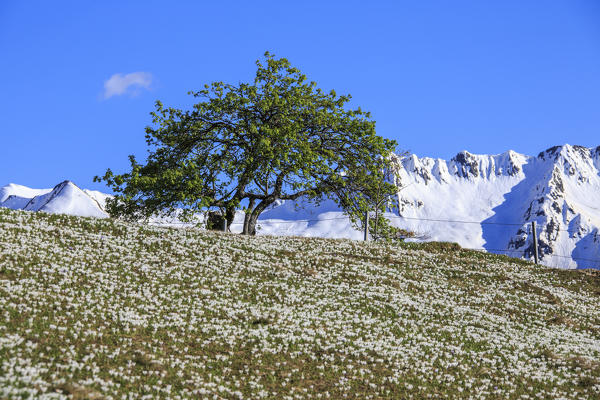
[389,215,523,226]
[243,216,349,224]
[148,213,600,266]
[542,253,600,263]
[152,215,350,226]
[467,248,525,254]
[153,213,596,230]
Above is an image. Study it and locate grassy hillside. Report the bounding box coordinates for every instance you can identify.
[0,208,599,399]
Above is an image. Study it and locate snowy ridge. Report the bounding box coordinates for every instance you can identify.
[391,144,600,269]
[0,181,108,218]
[396,149,528,185]
[0,183,52,207]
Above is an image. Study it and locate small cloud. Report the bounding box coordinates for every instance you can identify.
[103,72,153,99]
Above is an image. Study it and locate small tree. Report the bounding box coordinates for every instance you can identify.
[96,52,397,234]
[337,154,413,241]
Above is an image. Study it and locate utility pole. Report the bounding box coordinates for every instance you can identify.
[531,221,539,264]
[364,211,370,241]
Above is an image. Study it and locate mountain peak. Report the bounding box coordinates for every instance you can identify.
[1,181,108,218]
[395,144,600,268]
[53,180,77,189]
[537,144,594,161]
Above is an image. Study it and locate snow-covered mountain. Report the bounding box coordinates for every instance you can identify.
[0,181,108,218]
[0,181,362,239]
[2,144,599,268]
[390,144,600,269]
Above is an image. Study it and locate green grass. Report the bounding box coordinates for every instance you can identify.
[0,207,599,399]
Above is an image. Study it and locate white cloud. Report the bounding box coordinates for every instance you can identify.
[103,72,153,99]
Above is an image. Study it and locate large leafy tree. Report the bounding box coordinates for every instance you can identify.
[96,52,398,235]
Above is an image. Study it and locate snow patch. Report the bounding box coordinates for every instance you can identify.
[1,181,108,218]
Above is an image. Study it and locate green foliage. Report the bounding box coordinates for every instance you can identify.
[337,155,410,241]
[96,52,397,233]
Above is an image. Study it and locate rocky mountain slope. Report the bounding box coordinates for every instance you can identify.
[391,144,600,269]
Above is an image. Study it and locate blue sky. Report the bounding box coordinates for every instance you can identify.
[1,1,599,191]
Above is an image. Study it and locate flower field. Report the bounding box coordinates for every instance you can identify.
[1,208,599,399]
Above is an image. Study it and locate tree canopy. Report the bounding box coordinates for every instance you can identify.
[96,52,398,235]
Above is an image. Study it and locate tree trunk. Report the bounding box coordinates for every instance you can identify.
[242,199,256,235]
[225,205,236,232]
[374,207,379,241]
[247,213,259,236]
[374,181,381,240]
[247,198,275,236]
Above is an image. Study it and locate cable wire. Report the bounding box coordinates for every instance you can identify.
[389,215,523,226]
[149,213,600,266]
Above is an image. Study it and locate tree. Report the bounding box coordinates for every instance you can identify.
[337,153,414,241]
[96,52,398,235]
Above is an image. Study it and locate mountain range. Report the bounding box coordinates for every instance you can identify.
[0,181,109,218]
[2,144,599,269]
[389,144,600,269]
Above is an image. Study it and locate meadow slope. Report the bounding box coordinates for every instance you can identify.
[0,208,599,399]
